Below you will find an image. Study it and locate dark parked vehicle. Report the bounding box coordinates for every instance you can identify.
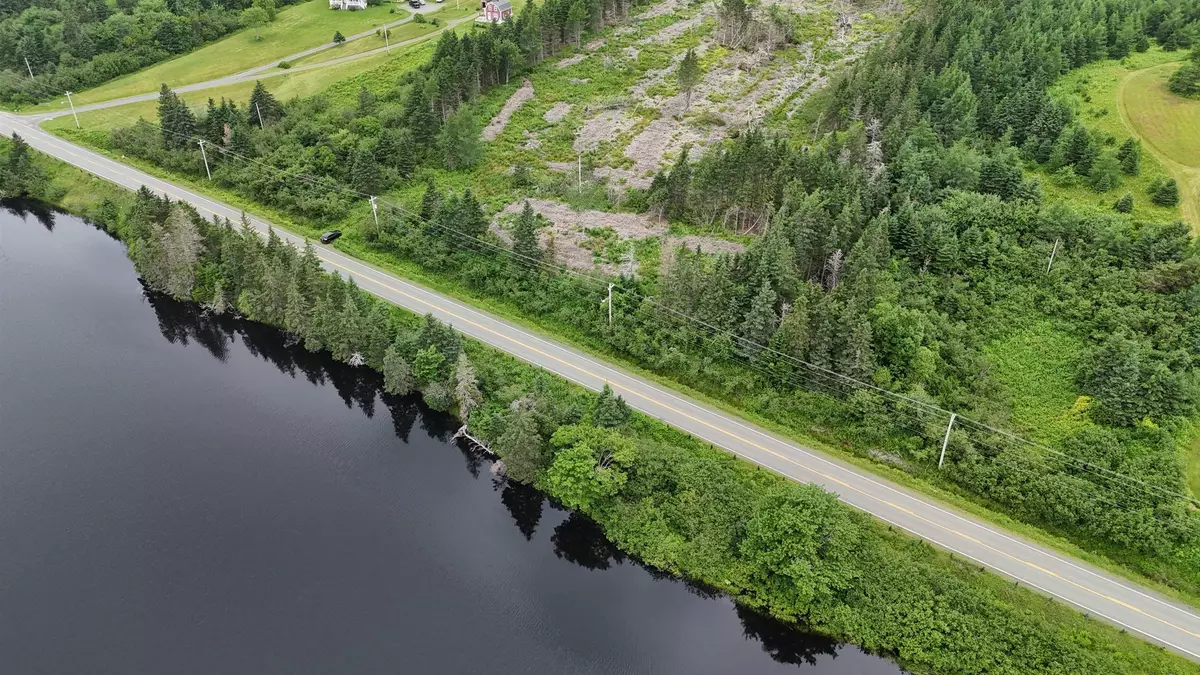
[319,230,342,244]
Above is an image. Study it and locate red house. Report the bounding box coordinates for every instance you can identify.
[477,0,513,23]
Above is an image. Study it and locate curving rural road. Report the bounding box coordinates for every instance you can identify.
[22,6,479,123]
[3,111,1200,661]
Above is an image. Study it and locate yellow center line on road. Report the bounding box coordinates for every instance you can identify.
[10,120,1199,655]
[313,256,1200,648]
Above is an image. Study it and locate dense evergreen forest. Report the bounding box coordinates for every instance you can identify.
[6,156,1190,672]
[97,0,1200,595]
[0,0,294,105]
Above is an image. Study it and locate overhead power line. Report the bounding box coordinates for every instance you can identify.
[19,83,1200,512]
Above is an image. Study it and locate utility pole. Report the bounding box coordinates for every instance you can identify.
[938,413,957,468]
[24,56,34,79]
[65,91,79,129]
[369,195,379,227]
[255,102,265,130]
[1046,237,1061,274]
[606,282,614,325]
[384,28,390,51]
[198,140,211,180]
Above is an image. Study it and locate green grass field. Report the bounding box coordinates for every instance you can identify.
[289,4,478,66]
[42,38,440,134]
[1119,60,1200,227]
[983,322,1092,447]
[1042,48,1186,225]
[30,0,409,111]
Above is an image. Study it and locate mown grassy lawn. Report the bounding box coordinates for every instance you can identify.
[1120,59,1200,227]
[42,40,438,134]
[1041,47,1185,225]
[1123,62,1200,167]
[289,4,479,66]
[30,0,409,111]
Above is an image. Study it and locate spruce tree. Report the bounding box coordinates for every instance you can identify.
[418,180,442,228]
[204,98,223,144]
[512,201,542,269]
[1116,137,1140,175]
[592,384,630,428]
[383,338,414,395]
[349,146,383,196]
[412,345,447,385]
[665,147,691,221]
[496,404,545,482]
[247,81,282,127]
[306,294,334,352]
[364,302,391,367]
[331,293,364,362]
[458,189,487,239]
[284,274,311,338]
[978,154,1022,201]
[768,288,812,363]
[1088,153,1122,193]
[1152,178,1180,207]
[229,124,253,156]
[157,84,195,151]
[2,132,36,197]
[357,85,377,116]
[838,307,875,382]
[1063,125,1098,174]
[740,280,778,355]
[1113,192,1134,213]
[438,106,482,170]
[677,48,701,112]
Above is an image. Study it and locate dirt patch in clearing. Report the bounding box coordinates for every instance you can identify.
[608,41,826,183]
[585,38,607,51]
[543,102,572,123]
[661,235,745,267]
[482,79,535,142]
[624,119,709,179]
[569,3,893,192]
[639,0,683,19]
[520,131,541,150]
[637,13,705,45]
[575,110,637,153]
[493,199,666,272]
[556,53,589,69]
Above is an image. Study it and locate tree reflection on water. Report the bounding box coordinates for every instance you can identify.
[144,285,853,670]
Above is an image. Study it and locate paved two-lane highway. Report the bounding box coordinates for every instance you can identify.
[5,111,1200,661]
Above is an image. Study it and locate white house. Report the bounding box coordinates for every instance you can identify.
[476,0,512,23]
[330,0,367,10]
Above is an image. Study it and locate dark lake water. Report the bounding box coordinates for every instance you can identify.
[0,202,905,675]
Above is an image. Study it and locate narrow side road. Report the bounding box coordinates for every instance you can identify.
[23,8,478,123]
[5,113,1200,661]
